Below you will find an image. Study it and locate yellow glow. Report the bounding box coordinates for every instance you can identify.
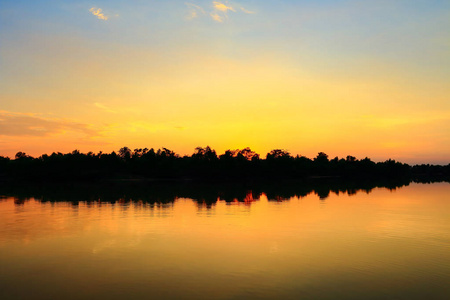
[0,20,449,163]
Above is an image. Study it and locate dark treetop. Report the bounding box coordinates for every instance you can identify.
[0,146,449,183]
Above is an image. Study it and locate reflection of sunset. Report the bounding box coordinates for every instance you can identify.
[1,183,449,246]
[1,183,449,299]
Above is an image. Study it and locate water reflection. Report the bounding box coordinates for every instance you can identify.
[0,182,449,300]
[0,179,413,208]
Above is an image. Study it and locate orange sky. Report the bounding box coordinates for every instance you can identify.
[0,1,449,164]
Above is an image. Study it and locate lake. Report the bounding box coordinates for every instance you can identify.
[0,182,449,299]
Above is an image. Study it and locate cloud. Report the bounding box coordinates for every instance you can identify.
[185,2,206,20]
[210,12,224,22]
[0,111,99,137]
[213,1,235,13]
[240,7,255,14]
[89,7,108,20]
[210,1,235,22]
[185,1,254,23]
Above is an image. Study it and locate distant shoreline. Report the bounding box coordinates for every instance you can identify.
[1,147,448,183]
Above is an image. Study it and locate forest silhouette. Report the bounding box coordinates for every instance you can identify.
[0,146,448,182]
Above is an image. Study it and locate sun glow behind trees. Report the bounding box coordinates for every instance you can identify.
[0,1,449,164]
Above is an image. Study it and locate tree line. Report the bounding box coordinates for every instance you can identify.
[0,146,448,182]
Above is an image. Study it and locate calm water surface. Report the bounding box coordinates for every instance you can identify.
[0,183,449,299]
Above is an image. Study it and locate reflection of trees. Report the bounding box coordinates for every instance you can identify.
[0,178,416,210]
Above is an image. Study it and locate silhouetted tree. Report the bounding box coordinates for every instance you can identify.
[119,147,132,160]
[266,149,291,160]
[15,152,28,160]
[346,155,356,162]
[193,146,217,161]
[238,147,259,161]
[314,152,329,163]
[0,146,447,183]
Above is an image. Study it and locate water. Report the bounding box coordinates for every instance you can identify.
[0,182,449,299]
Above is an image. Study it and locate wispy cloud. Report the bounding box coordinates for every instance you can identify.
[89,7,108,20]
[211,1,234,22]
[185,2,206,20]
[240,7,255,14]
[185,1,254,23]
[0,111,99,137]
[213,1,235,13]
[210,12,224,22]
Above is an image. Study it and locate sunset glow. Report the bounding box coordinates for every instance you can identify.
[1,1,449,163]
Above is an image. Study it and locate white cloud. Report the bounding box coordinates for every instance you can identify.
[240,7,255,14]
[89,7,108,20]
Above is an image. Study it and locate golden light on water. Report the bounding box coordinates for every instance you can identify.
[1,183,449,299]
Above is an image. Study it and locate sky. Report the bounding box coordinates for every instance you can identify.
[0,0,449,164]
